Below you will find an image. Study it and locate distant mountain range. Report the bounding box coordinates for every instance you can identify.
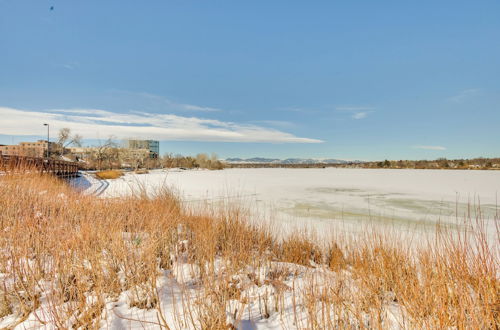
[225,157,362,164]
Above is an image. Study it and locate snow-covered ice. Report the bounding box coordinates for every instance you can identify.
[86,168,499,238]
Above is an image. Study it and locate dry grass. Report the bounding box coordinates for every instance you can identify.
[0,173,498,329]
[95,169,123,179]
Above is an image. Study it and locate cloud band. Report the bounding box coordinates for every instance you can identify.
[0,107,323,144]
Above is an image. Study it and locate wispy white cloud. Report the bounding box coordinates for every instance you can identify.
[447,88,480,103]
[54,61,80,70]
[113,90,221,112]
[336,106,375,120]
[0,106,323,144]
[352,112,371,120]
[413,145,446,151]
[181,104,220,112]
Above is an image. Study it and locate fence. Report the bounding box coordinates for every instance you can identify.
[0,155,79,177]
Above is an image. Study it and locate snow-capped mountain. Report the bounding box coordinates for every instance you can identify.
[225,158,360,164]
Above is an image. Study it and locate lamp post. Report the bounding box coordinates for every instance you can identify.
[43,123,49,158]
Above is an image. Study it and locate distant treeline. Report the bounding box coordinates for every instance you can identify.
[76,152,225,171]
[361,157,500,170]
[227,162,360,169]
[161,153,225,170]
[227,158,500,170]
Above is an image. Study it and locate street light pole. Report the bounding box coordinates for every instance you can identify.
[43,123,49,158]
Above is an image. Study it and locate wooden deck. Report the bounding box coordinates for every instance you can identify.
[0,155,79,177]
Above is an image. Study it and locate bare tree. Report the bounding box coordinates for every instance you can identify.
[93,137,119,170]
[57,128,83,155]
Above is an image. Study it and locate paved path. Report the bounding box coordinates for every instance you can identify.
[69,172,110,196]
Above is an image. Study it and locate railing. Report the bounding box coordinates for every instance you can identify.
[0,155,79,177]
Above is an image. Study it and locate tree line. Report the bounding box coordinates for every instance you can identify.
[361,158,500,170]
[52,128,225,171]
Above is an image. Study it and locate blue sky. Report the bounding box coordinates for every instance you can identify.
[1,1,499,160]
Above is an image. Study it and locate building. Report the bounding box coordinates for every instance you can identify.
[123,140,159,158]
[0,140,59,158]
[67,147,98,160]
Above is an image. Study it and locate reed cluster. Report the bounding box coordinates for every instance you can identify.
[95,170,124,180]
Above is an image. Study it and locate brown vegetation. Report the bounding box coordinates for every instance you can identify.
[0,173,497,328]
[95,169,124,180]
[73,148,225,171]
[228,157,500,170]
[161,153,225,170]
[362,157,500,170]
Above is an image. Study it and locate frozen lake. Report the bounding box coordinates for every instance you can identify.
[92,168,499,238]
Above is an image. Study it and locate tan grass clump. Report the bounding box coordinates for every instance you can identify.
[95,169,124,179]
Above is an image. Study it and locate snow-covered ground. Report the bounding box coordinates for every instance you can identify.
[77,168,499,239]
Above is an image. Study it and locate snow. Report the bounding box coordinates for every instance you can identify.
[95,168,499,238]
[4,258,407,329]
[70,172,109,196]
